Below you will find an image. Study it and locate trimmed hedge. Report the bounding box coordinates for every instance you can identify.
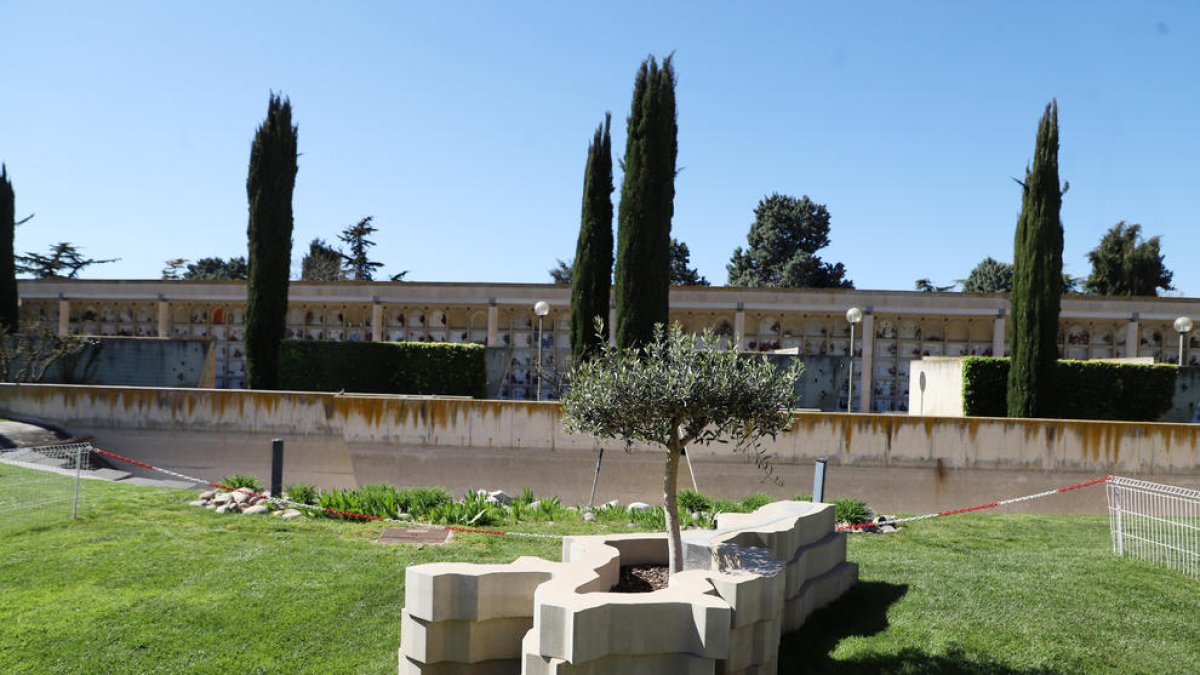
[961,356,1176,421]
[277,340,486,398]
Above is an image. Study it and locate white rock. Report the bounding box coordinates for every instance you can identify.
[583,512,596,523]
[206,503,218,510]
[602,499,620,510]
[527,500,541,510]
[627,502,651,512]
[188,500,207,507]
[487,490,511,505]
[199,490,217,500]
[230,491,250,505]
[212,493,232,505]
[880,525,898,534]
[243,504,269,515]
[215,504,231,514]
[485,496,501,506]
[280,509,303,520]
[395,513,413,521]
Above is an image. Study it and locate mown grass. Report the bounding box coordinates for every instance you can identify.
[1,476,1196,674]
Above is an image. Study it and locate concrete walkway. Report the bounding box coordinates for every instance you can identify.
[0,418,194,489]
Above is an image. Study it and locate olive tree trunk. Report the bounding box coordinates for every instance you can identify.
[663,436,685,574]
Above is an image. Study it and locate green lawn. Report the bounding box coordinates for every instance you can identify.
[1,477,1196,674]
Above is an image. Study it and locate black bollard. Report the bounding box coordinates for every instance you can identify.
[271,438,284,497]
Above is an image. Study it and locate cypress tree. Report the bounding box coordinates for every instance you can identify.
[614,54,676,349]
[0,165,17,331]
[570,113,614,363]
[1007,100,1065,418]
[245,94,298,390]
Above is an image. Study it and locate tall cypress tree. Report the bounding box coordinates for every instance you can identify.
[245,94,298,390]
[614,54,676,349]
[1007,100,1065,418]
[0,165,17,331]
[570,113,614,363]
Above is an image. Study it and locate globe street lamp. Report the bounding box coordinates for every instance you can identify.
[534,301,550,400]
[1174,316,1193,366]
[846,307,863,412]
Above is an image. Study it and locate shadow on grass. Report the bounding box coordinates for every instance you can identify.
[778,582,1054,674]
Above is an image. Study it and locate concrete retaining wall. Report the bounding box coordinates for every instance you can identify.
[399,501,856,674]
[0,384,1196,514]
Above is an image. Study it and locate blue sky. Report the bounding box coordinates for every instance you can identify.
[1,2,1197,294]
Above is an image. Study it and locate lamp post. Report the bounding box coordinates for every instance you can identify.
[846,307,863,412]
[534,301,550,400]
[1174,316,1193,366]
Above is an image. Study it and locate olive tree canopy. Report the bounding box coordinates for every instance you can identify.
[560,322,801,575]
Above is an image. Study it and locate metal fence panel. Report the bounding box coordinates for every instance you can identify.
[1107,476,1200,580]
[0,443,91,532]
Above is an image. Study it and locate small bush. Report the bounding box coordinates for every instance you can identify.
[678,489,714,514]
[285,483,319,505]
[739,493,772,512]
[833,497,872,525]
[221,474,263,493]
[629,506,665,530]
[396,487,452,516]
[427,491,504,527]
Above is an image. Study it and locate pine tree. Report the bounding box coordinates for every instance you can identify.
[245,93,298,390]
[570,113,614,363]
[1008,101,1065,418]
[614,54,676,349]
[338,216,384,281]
[301,238,345,281]
[1083,222,1173,296]
[0,165,18,331]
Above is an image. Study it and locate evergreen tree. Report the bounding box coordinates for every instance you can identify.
[16,243,118,278]
[668,238,708,286]
[1008,101,1065,419]
[338,216,384,281]
[1083,222,1173,296]
[549,259,573,284]
[301,238,345,281]
[727,194,853,288]
[614,54,676,349]
[570,113,614,362]
[0,165,17,331]
[182,256,247,280]
[961,257,1014,293]
[245,93,298,390]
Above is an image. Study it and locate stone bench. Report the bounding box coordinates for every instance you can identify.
[399,501,858,674]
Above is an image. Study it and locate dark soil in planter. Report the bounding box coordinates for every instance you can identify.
[611,564,669,593]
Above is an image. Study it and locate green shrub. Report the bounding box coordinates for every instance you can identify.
[395,487,452,516]
[221,474,263,493]
[427,490,504,526]
[712,499,743,515]
[962,357,1176,421]
[833,497,872,525]
[739,493,772,512]
[284,483,319,505]
[629,506,665,530]
[277,340,486,397]
[678,489,714,514]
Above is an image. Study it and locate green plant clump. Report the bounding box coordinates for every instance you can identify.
[962,356,1176,420]
[832,497,872,525]
[221,474,264,492]
[677,489,714,514]
[277,340,486,397]
[284,483,319,505]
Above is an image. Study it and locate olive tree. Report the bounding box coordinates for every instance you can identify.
[560,322,802,575]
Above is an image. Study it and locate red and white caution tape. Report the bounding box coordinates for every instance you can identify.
[836,475,1113,531]
[88,446,562,540]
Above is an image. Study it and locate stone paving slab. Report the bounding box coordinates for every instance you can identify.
[90,468,133,481]
[122,477,194,489]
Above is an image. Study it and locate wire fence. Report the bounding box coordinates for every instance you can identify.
[0,443,91,533]
[1107,476,1200,580]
